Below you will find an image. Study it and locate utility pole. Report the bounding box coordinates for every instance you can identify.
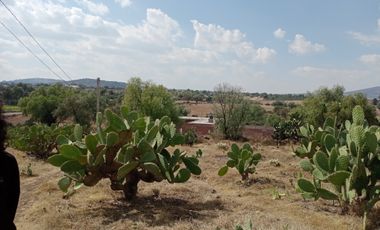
[96,77,100,113]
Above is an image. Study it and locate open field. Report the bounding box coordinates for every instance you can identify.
[3,105,21,112]
[180,97,304,117]
[10,139,371,230]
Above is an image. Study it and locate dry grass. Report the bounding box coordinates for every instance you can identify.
[181,102,214,117]
[10,141,364,230]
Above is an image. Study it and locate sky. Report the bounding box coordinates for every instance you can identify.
[0,0,379,93]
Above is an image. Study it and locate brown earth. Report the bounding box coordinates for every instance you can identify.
[179,98,303,117]
[10,139,368,230]
[4,114,29,126]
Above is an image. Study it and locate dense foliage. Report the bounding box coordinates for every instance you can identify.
[272,114,302,146]
[48,107,202,200]
[295,106,380,229]
[291,86,378,127]
[183,128,198,146]
[246,103,267,126]
[7,124,74,159]
[18,85,100,126]
[54,90,98,127]
[18,85,71,125]
[0,83,34,105]
[123,78,180,123]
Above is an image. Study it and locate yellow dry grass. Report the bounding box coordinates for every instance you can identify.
[10,140,363,230]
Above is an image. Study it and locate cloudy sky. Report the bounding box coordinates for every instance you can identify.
[0,0,379,93]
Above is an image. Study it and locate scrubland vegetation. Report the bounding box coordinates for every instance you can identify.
[2,79,380,229]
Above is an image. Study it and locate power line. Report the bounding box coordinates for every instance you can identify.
[0,20,69,84]
[0,0,73,81]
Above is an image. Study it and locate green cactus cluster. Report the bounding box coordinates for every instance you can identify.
[218,143,261,181]
[295,106,380,229]
[47,107,202,200]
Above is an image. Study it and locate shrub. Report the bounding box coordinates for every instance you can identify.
[183,128,198,146]
[218,143,261,181]
[294,106,380,229]
[7,124,74,159]
[47,107,202,201]
[272,114,302,146]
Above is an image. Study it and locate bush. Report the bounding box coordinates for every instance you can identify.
[265,114,283,127]
[47,107,202,201]
[7,124,74,159]
[183,128,198,146]
[272,114,302,146]
[246,104,267,126]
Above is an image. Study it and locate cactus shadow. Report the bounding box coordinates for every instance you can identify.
[89,195,225,226]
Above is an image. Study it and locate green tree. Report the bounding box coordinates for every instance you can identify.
[18,85,69,125]
[123,77,143,111]
[0,83,34,105]
[123,78,180,123]
[292,86,378,127]
[265,113,283,127]
[213,83,250,140]
[54,90,97,127]
[246,103,267,125]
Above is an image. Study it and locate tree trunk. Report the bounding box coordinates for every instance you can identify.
[123,170,140,201]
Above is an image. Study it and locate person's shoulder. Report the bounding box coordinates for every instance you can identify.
[0,150,17,163]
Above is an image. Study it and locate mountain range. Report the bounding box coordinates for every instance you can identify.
[345,86,380,99]
[1,78,379,98]
[1,78,126,89]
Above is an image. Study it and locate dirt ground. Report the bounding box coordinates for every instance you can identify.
[10,139,370,230]
[180,98,304,117]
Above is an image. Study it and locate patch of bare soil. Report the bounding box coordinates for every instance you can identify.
[11,141,363,230]
[4,114,30,126]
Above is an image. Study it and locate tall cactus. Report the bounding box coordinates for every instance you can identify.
[295,106,380,229]
[48,107,202,201]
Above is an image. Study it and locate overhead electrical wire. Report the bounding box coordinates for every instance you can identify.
[0,0,73,82]
[0,20,69,85]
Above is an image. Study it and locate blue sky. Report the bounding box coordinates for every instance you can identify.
[0,0,379,93]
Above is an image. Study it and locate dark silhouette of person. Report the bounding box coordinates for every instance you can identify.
[0,103,20,230]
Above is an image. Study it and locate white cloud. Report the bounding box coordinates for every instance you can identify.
[359,54,380,65]
[0,0,278,91]
[288,34,326,55]
[118,8,182,46]
[77,0,109,15]
[191,20,276,63]
[273,28,286,39]
[115,0,132,8]
[160,48,217,64]
[349,31,380,45]
[256,47,276,63]
[292,66,368,79]
[349,19,380,45]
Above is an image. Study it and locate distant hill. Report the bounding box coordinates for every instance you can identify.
[346,86,380,99]
[2,78,126,89]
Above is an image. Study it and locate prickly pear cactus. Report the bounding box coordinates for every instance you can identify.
[48,107,202,200]
[218,143,261,181]
[295,106,380,229]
